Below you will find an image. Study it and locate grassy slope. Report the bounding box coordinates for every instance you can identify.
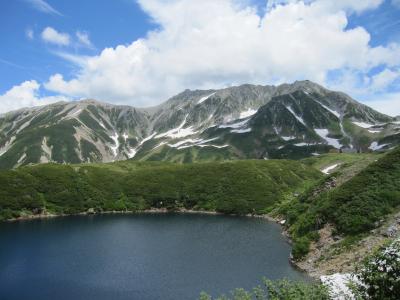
[279,148,400,259]
[0,159,322,221]
[301,152,383,185]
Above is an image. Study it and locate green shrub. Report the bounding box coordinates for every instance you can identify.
[292,236,311,260]
[353,238,400,299]
[199,278,329,300]
[282,147,400,258]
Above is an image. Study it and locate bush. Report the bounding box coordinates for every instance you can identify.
[292,236,311,260]
[199,278,329,300]
[353,238,400,299]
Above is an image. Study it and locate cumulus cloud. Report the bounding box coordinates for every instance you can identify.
[0,81,68,114]
[42,0,399,108]
[25,0,62,16]
[41,27,70,46]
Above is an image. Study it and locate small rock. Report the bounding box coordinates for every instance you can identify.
[87,208,95,214]
[384,225,398,237]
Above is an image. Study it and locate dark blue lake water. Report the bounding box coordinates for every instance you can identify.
[0,213,306,299]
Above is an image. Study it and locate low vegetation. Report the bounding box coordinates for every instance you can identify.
[199,278,330,300]
[353,238,400,299]
[280,147,400,259]
[0,159,321,221]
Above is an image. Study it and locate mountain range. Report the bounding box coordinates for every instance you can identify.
[0,80,399,168]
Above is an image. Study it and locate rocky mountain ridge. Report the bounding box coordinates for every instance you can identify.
[0,80,399,168]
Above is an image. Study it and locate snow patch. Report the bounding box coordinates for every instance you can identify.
[99,121,106,129]
[70,109,82,117]
[125,133,157,159]
[0,136,16,157]
[369,141,388,151]
[219,118,249,129]
[368,129,381,133]
[163,137,228,150]
[155,115,197,139]
[17,153,27,164]
[40,137,52,163]
[122,133,129,141]
[127,148,136,159]
[321,164,339,174]
[197,92,216,104]
[139,132,157,146]
[352,122,374,128]
[230,128,251,134]
[16,118,33,134]
[315,129,342,149]
[110,133,119,157]
[178,144,229,150]
[281,136,296,141]
[294,142,308,147]
[153,141,168,150]
[314,100,340,118]
[285,106,306,126]
[169,137,219,149]
[239,108,257,119]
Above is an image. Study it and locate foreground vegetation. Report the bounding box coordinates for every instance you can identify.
[353,238,400,299]
[199,279,330,300]
[0,159,321,221]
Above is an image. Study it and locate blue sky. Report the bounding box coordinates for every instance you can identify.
[0,0,400,115]
[0,0,154,92]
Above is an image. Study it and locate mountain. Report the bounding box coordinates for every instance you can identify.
[0,80,398,168]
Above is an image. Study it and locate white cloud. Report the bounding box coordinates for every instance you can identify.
[41,27,70,46]
[370,68,399,91]
[76,31,93,48]
[317,0,384,13]
[268,0,384,14]
[25,28,34,40]
[362,93,400,116]
[25,0,62,16]
[42,0,398,107]
[0,81,68,114]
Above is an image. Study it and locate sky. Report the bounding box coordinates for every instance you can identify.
[0,0,399,115]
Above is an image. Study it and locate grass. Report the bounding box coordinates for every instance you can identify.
[301,152,383,185]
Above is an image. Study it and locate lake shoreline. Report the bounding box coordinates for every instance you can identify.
[6,207,281,222]
[5,208,313,277]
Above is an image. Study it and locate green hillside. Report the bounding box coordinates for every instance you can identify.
[0,159,322,221]
[280,147,400,259]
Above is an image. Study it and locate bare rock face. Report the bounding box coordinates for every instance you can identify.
[0,81,397,168]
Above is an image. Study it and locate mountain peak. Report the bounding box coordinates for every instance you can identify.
[0,81,396,168]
